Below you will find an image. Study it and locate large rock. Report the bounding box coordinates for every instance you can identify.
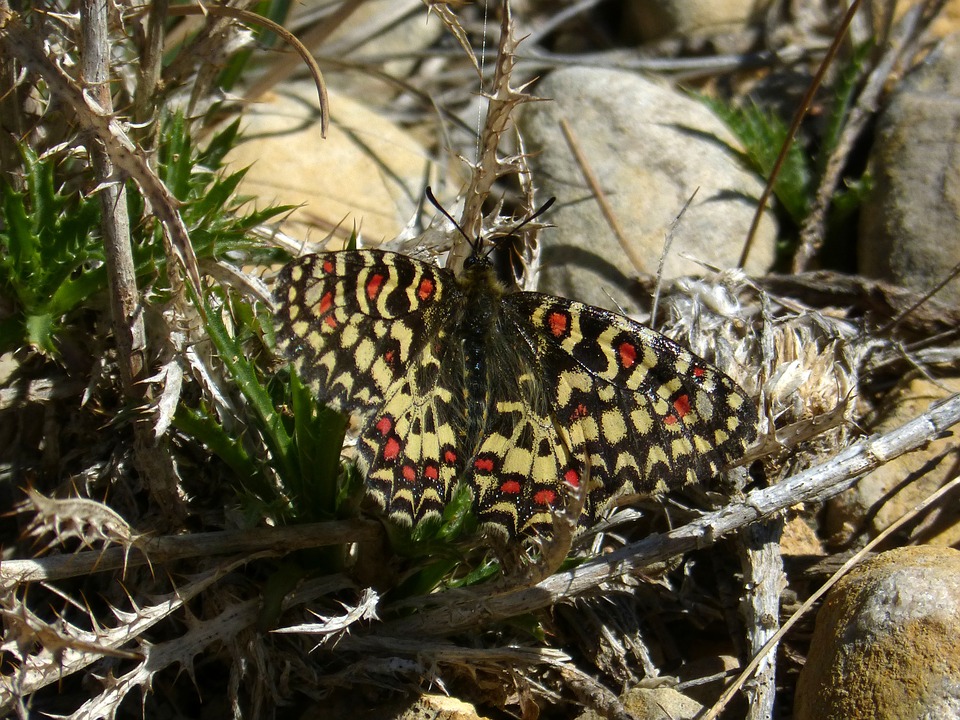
[859,32,960,309]
[794,546,960,720]
[226,84,431,246]
[520,67,776,314]
[624,0,766,40]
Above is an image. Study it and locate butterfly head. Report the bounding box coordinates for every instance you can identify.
[425,187,555,278]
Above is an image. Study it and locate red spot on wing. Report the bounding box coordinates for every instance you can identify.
[376,417,393,435]
[324,315,338,329]
[319,290,334,314]
[564,469,580,487]
[417,277,435,301]
[693,366,706,378]
[424,464,439,481]
[673,394,691,418]
[569,403,589,421]
[366,273,385,300]
[500,480,521,495]
[474,457,495,473]
[619,342,637,368]
[385,349,396,366]
[534,489,557,506]
[402,465,416,482]
[322,258,335,274]
[383,437,401,461]
[664,414,678,426]
[547,311,569,338]
[443,449,458,464]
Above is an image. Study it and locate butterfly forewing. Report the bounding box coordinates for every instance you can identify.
[275,251,453,419]
[275,249,758,539]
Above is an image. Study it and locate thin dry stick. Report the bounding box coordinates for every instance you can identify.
[132,0,167,123]
[649,188,697,331]
[879,258,960,335]
[703,473,960,720]
[558,117,642,271]
[164,3,331,136]
[80,0,144,398]
[738,0,862,269]
[79,0,184,520]
[1,520,382,584]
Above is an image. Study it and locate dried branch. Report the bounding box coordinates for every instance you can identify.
[2,518,382,586]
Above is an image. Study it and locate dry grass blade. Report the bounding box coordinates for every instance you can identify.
[424,0,481,77]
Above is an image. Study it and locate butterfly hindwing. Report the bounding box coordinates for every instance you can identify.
[360,324,469,527]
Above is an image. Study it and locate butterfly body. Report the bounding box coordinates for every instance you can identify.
[275,247,757,538]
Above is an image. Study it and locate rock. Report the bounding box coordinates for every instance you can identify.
[780,516,824,557]
[873,1,960,40]
[624,0,766,41]
[226,83,431,246]
[859,32,960,309]
[824,377,960,547]
[301,692,489,720]
[520,67,776,314]
[575,686,702,720]
[318,0,444,107]
[794,546,960,720]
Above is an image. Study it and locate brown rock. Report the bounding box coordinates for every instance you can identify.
[227,84,432,246]
[794,546,960,720]
[824,377,960,547]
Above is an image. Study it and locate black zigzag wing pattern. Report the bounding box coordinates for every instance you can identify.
[275,248,758,538]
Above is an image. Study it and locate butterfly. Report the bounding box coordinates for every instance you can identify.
[274,209,757,538]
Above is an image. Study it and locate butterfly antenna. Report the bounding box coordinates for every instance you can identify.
[488,196,557,259]
[425,187,475,249]
[518,196,556,228]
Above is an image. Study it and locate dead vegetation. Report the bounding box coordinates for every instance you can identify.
[1,1,958,719]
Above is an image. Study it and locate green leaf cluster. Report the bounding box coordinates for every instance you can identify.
[0,113,289,355]
[701,41,875,266]
[0,147,102,354]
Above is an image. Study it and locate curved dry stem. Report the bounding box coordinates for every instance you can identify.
[165,3,330,137]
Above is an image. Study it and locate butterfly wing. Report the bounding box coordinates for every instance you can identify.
[275,250,454,419]
[358,322,472,527]
[502,292,759,522]
[275,250,470,527]
[460,339,586,537]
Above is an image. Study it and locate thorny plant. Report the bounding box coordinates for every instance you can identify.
[1,2,959,719]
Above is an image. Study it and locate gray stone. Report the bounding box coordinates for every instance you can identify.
[859,33,960,309]
[519,67,776,314]
[624,0,766,41]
